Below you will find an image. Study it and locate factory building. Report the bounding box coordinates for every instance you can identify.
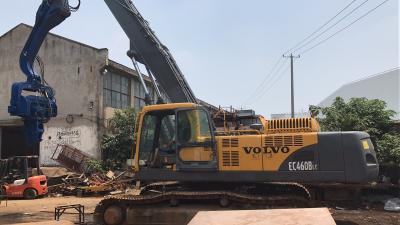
[318,68,400,120]
[0,24,158,165]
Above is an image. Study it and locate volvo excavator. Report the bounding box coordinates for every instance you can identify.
[6,1,379,224]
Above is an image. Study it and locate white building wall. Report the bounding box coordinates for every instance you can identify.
[40,117,99,166]
[0,24,159,165]
[318,68,400,120]
[0,24,108,165]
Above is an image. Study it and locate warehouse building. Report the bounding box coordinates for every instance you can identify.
[318,68,400,120]
[0,24,158,165]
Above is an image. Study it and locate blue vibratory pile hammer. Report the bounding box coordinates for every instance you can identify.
[8,0,79,144]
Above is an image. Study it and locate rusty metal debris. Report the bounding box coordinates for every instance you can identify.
[48,170,132,197]
[51,145,93,173]
[48,145,133,197]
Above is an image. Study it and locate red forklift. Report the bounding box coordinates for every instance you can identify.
[0,156,48,199]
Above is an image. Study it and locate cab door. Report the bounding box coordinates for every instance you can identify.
[175,108,217,171]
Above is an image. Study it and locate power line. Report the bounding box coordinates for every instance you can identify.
[242,0,389,109]
[284,0,358,55]
[301,0,390,55]
[241,56,284,105]
[247,64,290,106]
[291,0,370,54]
[243,0,365,107]
[246,61,290,106]
[245,58,289,103]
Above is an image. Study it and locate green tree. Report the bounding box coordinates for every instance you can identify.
[376,133,400,164]
[310,97,399,164]
[101,108,136,170]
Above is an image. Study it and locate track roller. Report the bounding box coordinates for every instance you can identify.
[103,205,126,225]
[170,198,179,207]
[219,197,230,207]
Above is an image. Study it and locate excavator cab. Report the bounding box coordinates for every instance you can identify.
[134,103,217,175]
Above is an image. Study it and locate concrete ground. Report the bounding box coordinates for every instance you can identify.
[0,196,399,225]
[188,208,336,225]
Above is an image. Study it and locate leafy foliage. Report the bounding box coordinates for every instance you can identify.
[85,159,105,173]
[310,97,399,164]
[376,133,400,165]
[101,108,136,170]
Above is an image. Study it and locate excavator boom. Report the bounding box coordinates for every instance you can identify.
[104,0,198,104]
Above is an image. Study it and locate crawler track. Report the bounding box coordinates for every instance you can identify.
[93,182,399,225]
[94,182,311,225]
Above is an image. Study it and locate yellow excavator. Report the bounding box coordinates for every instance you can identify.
[8,1,378,224]
[94,103,378,224]
[129,103,376,184]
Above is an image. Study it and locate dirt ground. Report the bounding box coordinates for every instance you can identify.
[332,208,400,225]
[0,196,101,224]
[0,196,399,225]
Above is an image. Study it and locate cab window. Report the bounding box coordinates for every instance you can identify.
[139,114,157,162]
[159,115,175,147]
[139,112,176,166]
[177,109,211,144]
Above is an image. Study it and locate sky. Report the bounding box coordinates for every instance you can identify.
[0,0,398,117]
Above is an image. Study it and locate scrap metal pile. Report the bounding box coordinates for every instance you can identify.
[47,145,133,196]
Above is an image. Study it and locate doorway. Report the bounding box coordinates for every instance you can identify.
[1,126,39,158]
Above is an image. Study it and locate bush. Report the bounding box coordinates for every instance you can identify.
[376,133,400,165]
[310,97,398,164]
[85,159,105,173]
[101,108,136,170]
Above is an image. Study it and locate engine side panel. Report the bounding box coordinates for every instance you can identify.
[216,135,263,171]
[216,133,318,172]
[137,132,378,183]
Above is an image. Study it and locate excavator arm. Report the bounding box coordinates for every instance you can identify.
[8,0,197,144]
[8,0,78,144]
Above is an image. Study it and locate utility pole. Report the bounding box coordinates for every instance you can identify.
[283,54,300,118]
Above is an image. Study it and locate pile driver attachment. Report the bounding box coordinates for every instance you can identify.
[8,0,79,144]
